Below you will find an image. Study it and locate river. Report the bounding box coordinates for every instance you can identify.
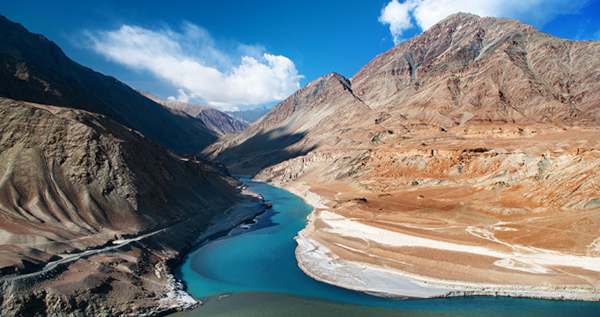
[170,178,600,316]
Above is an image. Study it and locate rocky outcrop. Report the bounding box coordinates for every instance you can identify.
[0,98,264,315]
[136,90,246,136]
[0,14,218,155]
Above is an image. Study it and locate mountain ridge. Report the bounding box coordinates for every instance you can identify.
[0,15,266,315]
[135,89,246,136]
[226,106,270,125]
[0,14,218,155]
[207,13,600,175]
[0,96,265,315]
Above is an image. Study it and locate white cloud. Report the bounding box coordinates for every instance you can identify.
[378,0,417,44]
[379,0,590,45]
[86,23,303,110]
[168,89,190,103]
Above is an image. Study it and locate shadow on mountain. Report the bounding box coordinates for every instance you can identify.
[215,127,316,175]
[0,14,217,155]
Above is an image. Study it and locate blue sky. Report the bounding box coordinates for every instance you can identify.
[1,0,599,110]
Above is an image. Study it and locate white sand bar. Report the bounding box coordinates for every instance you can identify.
[319,210,600,274]
[295,209,600,301]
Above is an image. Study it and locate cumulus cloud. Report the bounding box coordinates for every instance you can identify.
[168,89,191,103]
[379,0,590,45]
[86,23,303,110]
[378,0,416,44]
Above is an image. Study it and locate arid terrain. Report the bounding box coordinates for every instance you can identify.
[1,9,599,317]
[0,97,267,315]
[207,13,600,300]
[0,14,267,316]
[135,89,246,136]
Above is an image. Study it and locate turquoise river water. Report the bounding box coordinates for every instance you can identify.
[170,178,600,317]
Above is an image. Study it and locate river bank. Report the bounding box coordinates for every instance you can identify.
[156,194,268,314]
[265,179,600,302]
[0,193,267,317]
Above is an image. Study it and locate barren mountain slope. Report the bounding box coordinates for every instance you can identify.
[351,13,600,124]
[207,14,600,173]
[136,90,246,136]
[207,14,600,299]
[202,72,371,174]
[0,14,217,154]
[0,98,263,315]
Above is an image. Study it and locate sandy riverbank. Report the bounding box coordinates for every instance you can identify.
[160,196,268,310]
[278,181,600,302]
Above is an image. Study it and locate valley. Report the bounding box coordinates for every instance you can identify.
[0,7,599,317]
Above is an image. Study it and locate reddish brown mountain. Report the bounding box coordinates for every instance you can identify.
[205,13,600,299]
[0,15,264,315]
[0,97,266,315]
[206,13,600,174]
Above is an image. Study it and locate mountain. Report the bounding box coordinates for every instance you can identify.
[205,13,600,174]
[0,97,265,315]
[0,15,266,315]
[135,89,246,136]
[226,106,270,125]
[202,72,365,174]
[0,14,218,155]
[205,14,600,299]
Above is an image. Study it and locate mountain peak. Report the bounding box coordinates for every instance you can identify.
[135,89,246,135]
[436,12,481,27]
[209,13,600,173]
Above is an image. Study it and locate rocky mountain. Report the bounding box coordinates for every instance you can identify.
[0,14,218,155]
[0,97,265,315]
[205,13,600,174]
[136,89,246,136]
[205,14,600,298]
[203,72,363,174]
[0,14,266,315]
[226,106,270,125]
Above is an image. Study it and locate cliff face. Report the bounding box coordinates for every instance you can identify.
[0,98,258,315]
[0,14,218,155]
[136,89,246,136]
[208,14,600,297]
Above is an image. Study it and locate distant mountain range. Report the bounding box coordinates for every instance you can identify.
[226,106,270,125]
[135,89,246,136]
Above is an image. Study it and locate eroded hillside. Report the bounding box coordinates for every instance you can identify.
[0,98,264,315]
